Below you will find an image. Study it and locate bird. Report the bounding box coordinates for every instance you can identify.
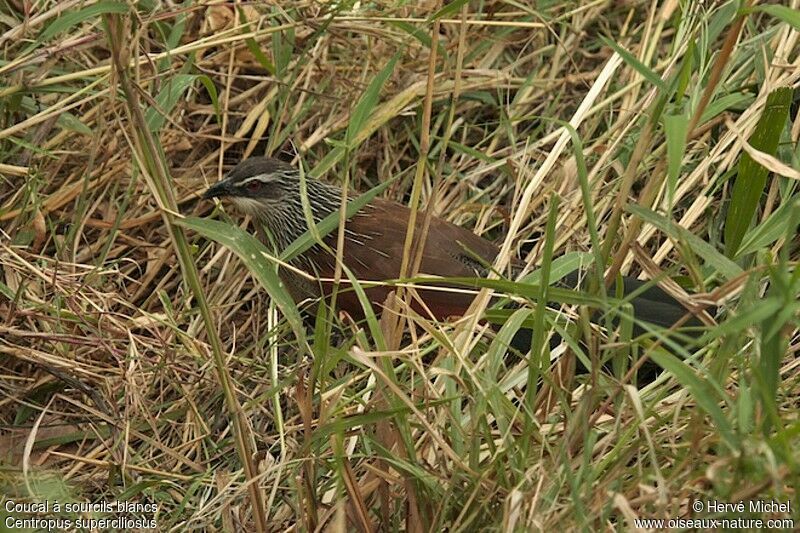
[202,156,705,339]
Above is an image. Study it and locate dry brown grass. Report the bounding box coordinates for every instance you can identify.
[1,1,799,531]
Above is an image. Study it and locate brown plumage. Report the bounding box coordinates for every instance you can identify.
[203,156,503,318]
[203,157,704,333]
[301,196,505,319]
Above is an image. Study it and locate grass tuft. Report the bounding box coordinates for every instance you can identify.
[1,1,798,530]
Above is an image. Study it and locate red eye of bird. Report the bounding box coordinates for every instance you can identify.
[246,181,260,192]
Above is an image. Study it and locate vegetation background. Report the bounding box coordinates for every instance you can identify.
[0,0,798,531]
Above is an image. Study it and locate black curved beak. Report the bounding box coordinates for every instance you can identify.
[202,181,231,200]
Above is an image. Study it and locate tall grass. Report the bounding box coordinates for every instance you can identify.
[1,1,798,531]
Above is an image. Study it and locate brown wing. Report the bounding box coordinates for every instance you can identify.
[304,198,503,319]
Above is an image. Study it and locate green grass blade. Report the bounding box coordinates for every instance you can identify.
[626,204,742,279]
[39,1,129,42]
[196,75,221,124]
[389,21,445,57]
[755,5,800,30]
[724,87,793,257]
[518,252,594,285]
[663,113,689,205]
[341,265,385,352]
[601,37,666,92]
[429,0,470,21]
[346,54,400,148]
[177,217,307,345]
[736,197,799,256]
[648,350,738,452]
[699,92,754,125]
[145,74,199,132]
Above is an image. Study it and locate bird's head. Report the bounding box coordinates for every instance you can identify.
[202,157,302,216]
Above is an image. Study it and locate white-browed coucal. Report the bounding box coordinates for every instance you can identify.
[203,156,704,337]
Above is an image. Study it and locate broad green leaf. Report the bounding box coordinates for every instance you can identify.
[245,38,276,74]
[0,281,14,300]
[675,40,694,104]
[407,275,615,308]
[235,6,275,74]
[736,198,798,256]
[520,252,594,285]
[388,21,444,56]
[525,195,560,424]
[176,217,306,344]
[648,350,739,453]
[428,0,471,21]
[485,308,534,378]
[312,146,346,177]
[340,265,385,351]
[760,299,799,396]
[707,1,738,44]
[699,92,754,125]
[272,25,295,75]
[313,406,416,444]
[663,113,688,204]
[724,87,792,257]
[700,297,782,341]
[57,112,92,135]
[442,139,496,161]
[756,5,800,30]
[627,204,742,280]
[311,56,399,173]
[165,12,187,50]
[601,37,666,92]
[38,1,129,42]
[196,75,221,123]
[346,54,399,147]
[145,74,198,132]
[462,91,498,106]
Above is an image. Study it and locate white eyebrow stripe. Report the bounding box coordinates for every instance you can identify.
[239,173,274,185]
